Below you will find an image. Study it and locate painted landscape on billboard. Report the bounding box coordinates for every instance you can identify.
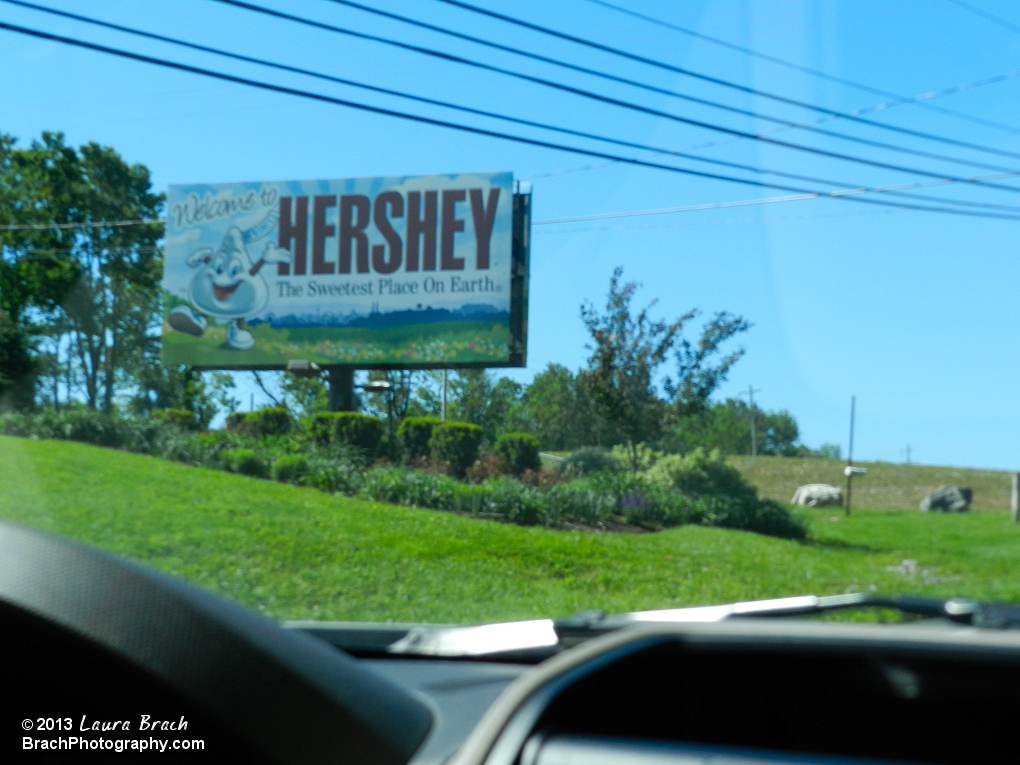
[162,171,516,367]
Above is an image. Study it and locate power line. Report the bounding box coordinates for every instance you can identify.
[321,0,1020,166]
[583,0,1020,137]
[531,180,1020,224]
[536,209,905,235]
[5,21,1020,221]
[525,67,1020,182]
[0,218,162,231]
[946,0,1020,37]
[14,1,1020,213]
[432,0,1020,158]
[208,0,1020,192]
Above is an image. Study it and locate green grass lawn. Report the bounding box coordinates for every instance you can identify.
[731,455,1012,511]
[3,435,1020,625]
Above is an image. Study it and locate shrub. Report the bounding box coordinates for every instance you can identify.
[225,411,248,431]
[359,467,460,510]
[310,412,340,444]
[494,433,541,476]
[150,408,199,431]
[0,412,32,437]
[309,412,382,453]
[704,497,807,540]
[643,448,756,505]
[272,454,310,484]
[412,455,451,475]
[238,407,292,437]
[221,448,269,478]
[305,457,364,495]
[333,413,383,453]
[466,453,506,483]
[429,422,483,478]
[643,448,805,539]
[478,476,547,525]
[610,443,662,472]
[398,416,442,462]
[52,407,126,447]
[558,446,621,478]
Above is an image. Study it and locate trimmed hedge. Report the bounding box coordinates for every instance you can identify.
[335,413,383,453]
[643,448,756,505]
[221,448,269,478]
[429,422,483,478]
[225,412,248,431]
[310,412,383,453]
[150,408,199,431]
[310,413,338,444]
[494,433,542,476]
[558,446,621,477]
[643,449,806,539]
[233,407,291,437]
[398,416,442,462]
[272,454,310,484]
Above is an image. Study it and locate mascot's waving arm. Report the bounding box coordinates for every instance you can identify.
[167,227,293,351]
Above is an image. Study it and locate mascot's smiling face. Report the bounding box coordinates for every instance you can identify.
[189,228,270,319]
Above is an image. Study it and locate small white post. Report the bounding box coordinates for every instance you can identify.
[441,369,448,421]
[1011,473,1019,523]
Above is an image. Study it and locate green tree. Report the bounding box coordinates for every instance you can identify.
[280,373,327,417]
[445,370,526,444]
[578,268,690,469]
[0,132,164,411]
[669,398,801,456]
[404,369,526,445]
[128,364,235,429]
[520,363,594,450]
[665,312,751,418]
[0,308,35,410]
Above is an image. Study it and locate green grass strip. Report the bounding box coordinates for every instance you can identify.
[2,436,1019,624]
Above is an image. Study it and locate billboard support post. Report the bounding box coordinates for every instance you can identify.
[326,367,355,412]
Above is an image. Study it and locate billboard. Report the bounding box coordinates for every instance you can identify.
[161,171,529,369]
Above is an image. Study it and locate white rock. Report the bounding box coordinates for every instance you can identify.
[791,483,843,507]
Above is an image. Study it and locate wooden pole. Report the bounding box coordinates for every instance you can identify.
[845,395,856,516]
[441,369,448,421]
[1011,472,1019,523]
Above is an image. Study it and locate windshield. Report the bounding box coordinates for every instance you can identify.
[2,0,1018,628]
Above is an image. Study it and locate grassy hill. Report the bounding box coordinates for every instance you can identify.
[730,456,1012,512]
[2,435,1020,624]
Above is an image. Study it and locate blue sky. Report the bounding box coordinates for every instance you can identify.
[3,0,1020,468]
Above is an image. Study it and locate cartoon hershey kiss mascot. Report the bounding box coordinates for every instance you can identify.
[168,226,292,350]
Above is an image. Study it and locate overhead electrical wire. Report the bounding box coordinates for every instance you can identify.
[9,1,1019,215]
[204,0,1020,192]
[316,0,1020,165]
[946,0,1020,37]
[582,0,1020,137]
[431,0,1020,157]
[535,195,864,225]
[3,20,1020,221]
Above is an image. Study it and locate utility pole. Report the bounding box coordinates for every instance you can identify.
[845,395,856,516]
[900,443,913,464]
[740,385,763,457]
[441,369,448,421]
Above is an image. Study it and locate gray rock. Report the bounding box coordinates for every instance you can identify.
[791,483,843,507]
[920,485,972,512]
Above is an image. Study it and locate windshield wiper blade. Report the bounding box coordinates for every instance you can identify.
[291,594,1020,659]
[555,593,1020,642]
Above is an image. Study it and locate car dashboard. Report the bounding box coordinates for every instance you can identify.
[292,617,1020,765]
